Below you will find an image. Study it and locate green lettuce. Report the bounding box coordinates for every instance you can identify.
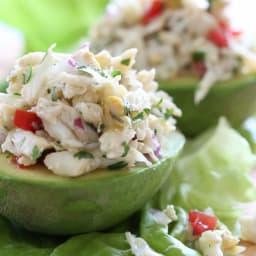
[51,233,133,256]
[0,0,108,52]
[0,216,63,256]
[160,118,256,231]
[239,115,256,153]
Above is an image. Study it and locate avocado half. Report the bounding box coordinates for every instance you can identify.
[0,132,184,235]
[159,74,256,137]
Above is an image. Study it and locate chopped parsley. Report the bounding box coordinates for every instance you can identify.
[132,112,145,122]
[121,58,131,66]
[132,108,152,122]
[164,108,173,120]
[121,142,130,157]
[112,70,122,77]
[23,65,32,84]
[123,99,131,116]
[5,151,12,159]
[94,67,108,78]
[31,145,42,161]
[144,108,151,115]
[77,65,107,78]
[77,66,93,77]
[51,86,57,101]
[154,98,163,108]
[108,161,128,170]
[192,51,205,62]
[73,151,94,160]
[0,81,9,93]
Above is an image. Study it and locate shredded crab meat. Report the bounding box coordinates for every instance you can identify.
[91,0,256,103]
[1,45,180,177]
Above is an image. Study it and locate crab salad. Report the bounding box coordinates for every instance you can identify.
[0,44,181,177]
[91,0,256,102]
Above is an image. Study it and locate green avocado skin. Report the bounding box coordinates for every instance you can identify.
[0,133,184,235]
[160,75,256,137]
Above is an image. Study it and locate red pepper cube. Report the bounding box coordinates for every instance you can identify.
[192,61,207,77]
[141,0,165,25]
[14,109,43,132]
[11,155,27,169]
[207,27,229,48]
[189,210,218,236]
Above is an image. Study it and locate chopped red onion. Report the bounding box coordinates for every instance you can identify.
[80,42,89,49]
[153,135,161,158]
[67,58,77,68]
[74,118,84,129]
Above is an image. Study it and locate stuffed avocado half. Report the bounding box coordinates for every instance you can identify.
[160,74,256,136]
[90,0,256,136]
[0,45,184,234]
[0,131,184,235]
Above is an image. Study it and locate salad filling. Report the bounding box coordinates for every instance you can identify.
[90,0,256,102]
[0,45,181,177]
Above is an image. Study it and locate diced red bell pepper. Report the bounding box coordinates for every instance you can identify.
[189,210,218,236]
[11,155,26,169]
[192,61,207,77]
[14,109,43,132]
[207,26,229,48]
[141,0,165,25]
[219,20,242,38]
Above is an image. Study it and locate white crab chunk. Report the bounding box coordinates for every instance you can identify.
[44,151,100,177]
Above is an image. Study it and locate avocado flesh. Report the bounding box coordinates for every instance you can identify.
[0,132,184,235]
[159,74,256,137]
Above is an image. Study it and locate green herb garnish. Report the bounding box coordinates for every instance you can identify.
[132,112,145,122]
[192,51,205,62]
[5,151,12,159]
[108,161,128,170]
[31,145,42,161]
[0,81,9,93]
[123,99,130,116]
[23,65,32,84]
[121,58,131,66]
[164,108,173,120]
[13,92,21,96]
[112,70,122,77]
[73,151,94,160]
[121,142,130,157]
[154,98,163,108]
[144,108,151,115]
[94,67,108,78]
[51,86,57,101]
[77,66,93,77]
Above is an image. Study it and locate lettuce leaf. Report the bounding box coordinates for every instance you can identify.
[0,216,63,256]
[51,233,133,256]
[0,0,108,52]
[160,118,256,231]
[239,115,256,153]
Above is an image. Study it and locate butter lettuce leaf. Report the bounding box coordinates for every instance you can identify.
[51,233,133,256]
[160,118,256,231]
[0,216,63,256]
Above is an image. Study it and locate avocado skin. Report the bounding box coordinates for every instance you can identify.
[0,133,184,235]
[159,75,256,137]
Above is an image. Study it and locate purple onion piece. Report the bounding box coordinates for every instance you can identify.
[67,58,77,67]
[74,118,84,130]
[80,42,89,49]
[153,135,161,158]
